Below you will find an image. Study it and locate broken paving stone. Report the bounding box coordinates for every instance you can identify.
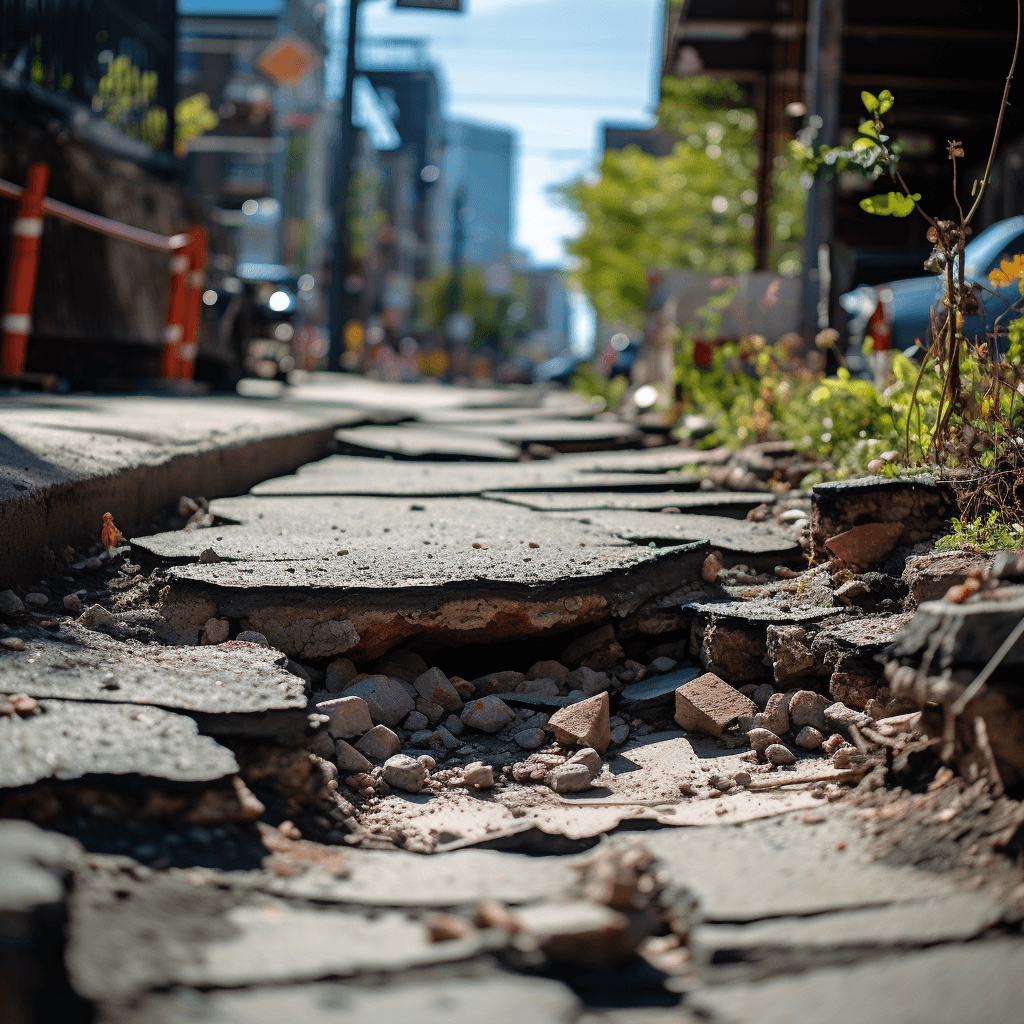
[0,699,239,787]
[825,522,904,569]
[314,695,373,739]
[548,692,611,753]
[334,739,373,773]
[674,673,756,739]
[334,423,522,461]
[413,667,463,712]
[354,725,402,762]
[902,550,991,604]
[0,590,25,615]
[485,489,771,518]
[514,900,636,968]
[766,743,796,766]
[0,621,306,715]
[544,763,594,794]
[461,696,515,733]
[514,728,546,749]
[342,676,415,727]
[620,666,701,703]
[789,691,832,733]
[383,754,429,793]
[795,726,824,751]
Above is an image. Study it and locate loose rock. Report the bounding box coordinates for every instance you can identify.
[413,667,464,713]
[766,743,796,766]
[544,763,593,793]
[236,630,269,646]
[354,725,402,761]
[566,747,602,777]
[514,728,545,749]
[756,692,790,735]
[334,739,373,773]
[325,657,357,692]
[461,695,515,733]
[795,726,824,751]
[526,660,569,684]
[463,762,495,788]
[344,675,415,727]
[747,728,782,754]
[0,590,25,615]
[548,692,611,753]
[789,690,831,732]
[316,695,374,739]
[382,754,429,793]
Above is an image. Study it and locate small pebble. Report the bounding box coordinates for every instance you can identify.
[766,743,796,766]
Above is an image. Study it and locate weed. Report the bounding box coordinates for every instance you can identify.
[935,511,1024,552]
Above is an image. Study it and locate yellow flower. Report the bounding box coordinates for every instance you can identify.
[988,253,1024,289]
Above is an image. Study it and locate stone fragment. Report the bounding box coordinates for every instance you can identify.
[403,711,429,732]
[795,726,824,751]
[306,727,334,760]
[733,770,752,787]
[789,690,831,732]
[757,692,790,735]
[374,648,428,682]
[383,754,429,793]
[835,579,871,605]
[544,763,593,793]
[526,660,569,684]
[344,675,415,727]
[566,666,611,697]
[515,678,560,696]
[703,550,724,582]
[674,673,756,738]
[334,739,373,773]
[765,625,818,686]
[472,670,525,696]
[200,617,230,645]
[415,698,445,725]
[822,733,845,756]
[514,728,545,749]
[432,726,459,750]
[561,624,617,665]
[766,743,796,765]
[236,630,269,646]
[752,683,775,708]
[566,747,602,777]
[417,754,436,770]
[747,728,782,754]
[443,714,465,736]
[825,522,904,568]
[77,604,118,632]
[649,656,677,674]
[609,724,630,745]
[463,762,494,788]
[902,551,990,604]
[413,667,464,713]
[409,730,434,748]
[24,593,48,608]
[0,590,25,615]
[824,701,871,735]
[62,594,83,613]
[548,692,611,753]
[515,900,633,968]
[461,696,515,733]
[451,677,475,699]
[315,695,374,739]
[354,725,402,761]
[325,657,357,692]
[830,671,885,711]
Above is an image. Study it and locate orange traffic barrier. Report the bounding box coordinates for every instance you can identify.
[0,166,206,383]
[1,163,49,377]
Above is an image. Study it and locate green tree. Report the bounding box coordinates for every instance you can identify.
[419,267,529,351]
[559,76,804,327]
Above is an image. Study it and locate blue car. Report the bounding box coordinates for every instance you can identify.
[841,214,1024,355]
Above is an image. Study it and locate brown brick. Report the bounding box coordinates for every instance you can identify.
[674,672,757,737]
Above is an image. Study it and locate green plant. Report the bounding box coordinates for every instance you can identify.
[569,363,629,413]
[936,511,1024,552]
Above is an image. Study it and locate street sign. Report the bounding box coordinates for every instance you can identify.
[395,0,462,10]
[256,35,319,86]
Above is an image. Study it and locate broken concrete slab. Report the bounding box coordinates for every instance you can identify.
[554,446,731,474]
[148,973,581,1024]
[251,455,701,498]
[133,496,709,659]
[551,510,802,564]
[0,621,306,714]
[689,890,1005,972]
[175,901,497,988]
[688,939,1024,1024]
[0,393,346,587]
[889,587,1024,668]
[902,550,992,604]
[449,418,645,451]
[674,673,757,738]
[810,474,956,551]
[334,424,523,461]
[0,699,239,787]
[483,490,772,518]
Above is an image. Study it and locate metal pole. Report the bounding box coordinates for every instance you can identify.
[327,0,361,372]
[801,0,845,345]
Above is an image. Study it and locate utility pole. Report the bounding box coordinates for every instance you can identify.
[327,0,361,372]
[446,186,465,324]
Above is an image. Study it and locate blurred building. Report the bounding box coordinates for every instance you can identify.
[603,123,676,158]
[435,120,516,268]
[523,267,572,358]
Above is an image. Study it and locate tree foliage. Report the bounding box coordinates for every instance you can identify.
[558,76,805,327]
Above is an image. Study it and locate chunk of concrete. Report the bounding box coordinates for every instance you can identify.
[789,690,831,732]
[354,725,401,761]
[343,676,415,727]
[544,764,594,794]
[461,696,515,733]
[315,695,373,739]
[825,522,904,568]
[383,754,429,793]
[334,739,372,773]
[674,673,757,738]
[413,667,463,713]
[548,692,610,753]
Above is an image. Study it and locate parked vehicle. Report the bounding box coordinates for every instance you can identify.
[841,214,1024,356]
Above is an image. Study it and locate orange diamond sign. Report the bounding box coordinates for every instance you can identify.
[257,35,319,86]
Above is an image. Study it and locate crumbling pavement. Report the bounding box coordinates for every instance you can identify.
[1,381,1023,1022]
